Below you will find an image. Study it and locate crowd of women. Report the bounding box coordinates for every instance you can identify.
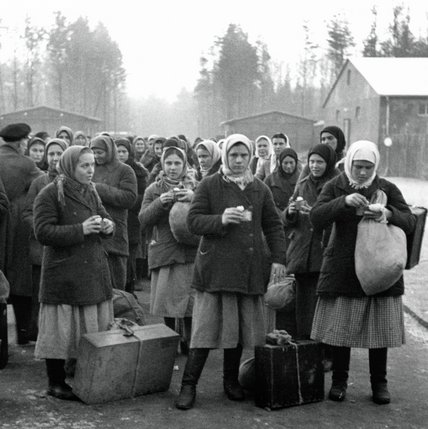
[0,122,415,409]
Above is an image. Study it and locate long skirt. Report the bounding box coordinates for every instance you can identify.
[150,263,194,318]
[190,291,265,350]
[35,299,113,359]
[310,295,404,348]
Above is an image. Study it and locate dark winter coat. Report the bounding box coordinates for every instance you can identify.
[22,173,51,266]
[0,143,43,295]
[310,173,416,298]
[0,176,9,271]
[194,159,222,182]
[34,182,113,305]
[187,172,286,295]
[92,159,137,256]
[138,181,197,270]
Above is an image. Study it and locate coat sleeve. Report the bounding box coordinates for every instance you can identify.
[138,184,170,230]
[95,167,137,210]
[385,181,416,235]
[261,186,287,264]
[0,177,9,220]
[310,180,353,230]
[34,187,85,247]
[187,178,225,236]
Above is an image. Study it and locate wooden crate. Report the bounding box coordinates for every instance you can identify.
[254,340,324,410]
[73,324,179,404]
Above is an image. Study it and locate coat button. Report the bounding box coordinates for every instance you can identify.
[249,247,254,252]
[249,233,254,238]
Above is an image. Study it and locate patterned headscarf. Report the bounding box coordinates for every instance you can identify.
[344,140,380,189]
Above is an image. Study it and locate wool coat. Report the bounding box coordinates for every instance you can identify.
[0,143,43,295]
[92,159,137,256]
[283,175,327,274]
[0,177,9,271]
[34,182,113,306]
[23,174,51,266]
[138,181,197,270]
[310,173,416,298]
[187,173,286,295]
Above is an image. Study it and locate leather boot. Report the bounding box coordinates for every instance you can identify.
[329,346,350,402]
[369,348,390,405]
[175,348,209,410]
[223,344,245,401]
[46,359,78,401]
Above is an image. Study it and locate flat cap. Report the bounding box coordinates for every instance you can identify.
[0,123,31,142]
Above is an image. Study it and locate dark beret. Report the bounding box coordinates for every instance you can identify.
[0,123,31,142]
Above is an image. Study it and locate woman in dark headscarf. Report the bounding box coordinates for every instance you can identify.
[264,148,302,212]
[55,126,73,147]
[139,146,197,352]
[73,131,89,146]
[115,138,148,293]
[90,135,137,291]
[283,144,339,340]
[194,139,222,181]
[33,146,114,400]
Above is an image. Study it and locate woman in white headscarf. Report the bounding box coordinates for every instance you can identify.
[195,139,222,181]
[175,134,286,410]
[250,135,272,175]
[310,140,415,405]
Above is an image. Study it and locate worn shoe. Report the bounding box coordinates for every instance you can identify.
[223,380,245,401]
[372,383,390,405]
[175,385,196,410]
[47,383,78,401]
[328,382,347,402]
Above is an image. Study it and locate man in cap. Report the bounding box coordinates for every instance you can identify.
[0,123,43,344]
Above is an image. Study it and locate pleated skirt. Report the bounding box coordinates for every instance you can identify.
[310,295,405,348]
[190,291,266,350]
[35,299,114,360]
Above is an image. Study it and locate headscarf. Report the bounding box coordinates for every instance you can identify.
[221,134,254,190]
[55,126,74,143]
[73,131,88,146]
[278,148,298,178]
[255,135,272,159]
[195,139,221,177]
[158,146,189,192]
[305,143,337,195]
[26,137,47,170]
[56,146,99,207]
[320,126,346,160]
[90,134,117,164]
[344,140,380,189]
[45,138,68,179]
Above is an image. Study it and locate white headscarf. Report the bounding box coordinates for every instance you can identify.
[195,139,221,177]
[221,134,254,189]
[255,135,272,159]
[344,140,380,189]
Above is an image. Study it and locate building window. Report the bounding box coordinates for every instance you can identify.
[355,106,360,120]
[418,102,428,116]
[347,70,351,85]
[336,109,340,122]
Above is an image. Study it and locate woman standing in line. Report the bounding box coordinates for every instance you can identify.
[175,134,286,410]
[310,140,415,405]
[23,138,68,340]
[26,137,48,171]
[33,146,114,400]
[194,139,222,181]
[250,135,272,176]
[283,144,338,339]
[138,146,197,351]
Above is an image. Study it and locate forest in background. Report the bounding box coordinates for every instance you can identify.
[0,5,427,139]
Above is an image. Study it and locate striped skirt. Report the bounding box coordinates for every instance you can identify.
[310,295,405,348]
[190,291,266,350]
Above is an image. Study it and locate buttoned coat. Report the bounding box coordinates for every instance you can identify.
[187,173,286,295]
[310,173,416,298]
[138,181,197,270]
[0,143,42,295]
[34,182,113,305]
[92,159,137,257]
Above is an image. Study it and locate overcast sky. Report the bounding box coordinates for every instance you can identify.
[2,0,428,101]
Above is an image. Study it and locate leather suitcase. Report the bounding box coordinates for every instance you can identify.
[73,323,179,404]
[254,340,324,409]
[406,206,427,269]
